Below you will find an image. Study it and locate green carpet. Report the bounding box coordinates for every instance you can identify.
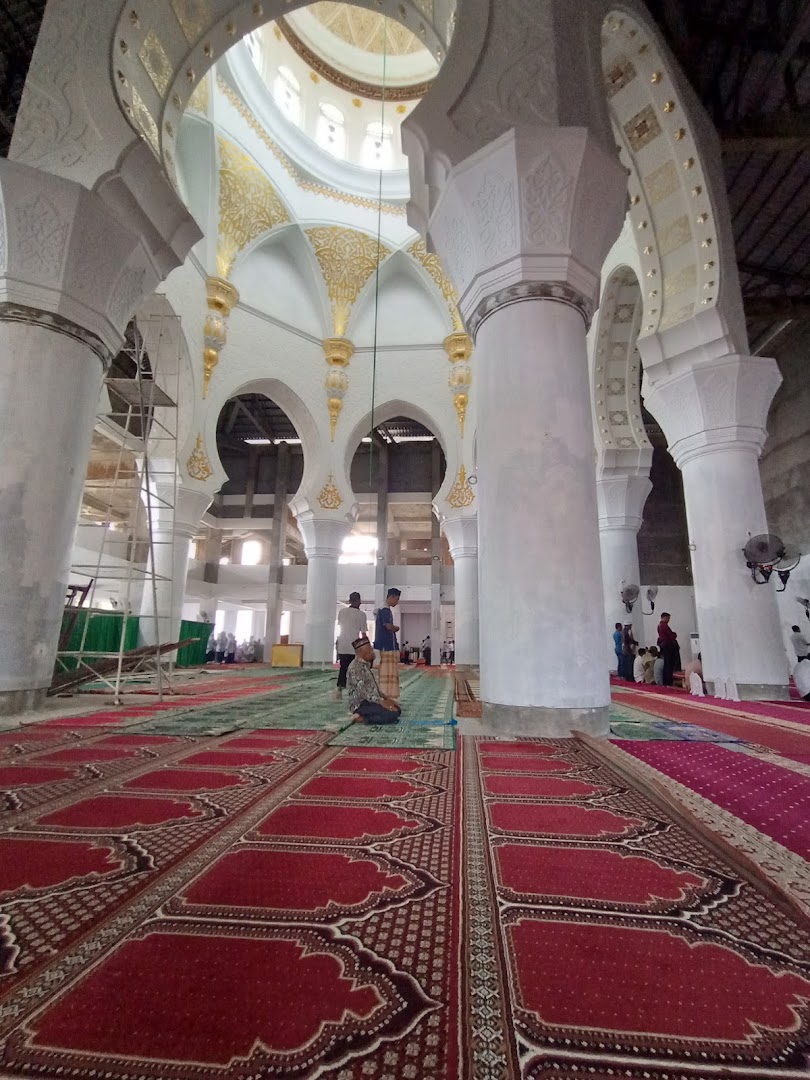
[330,670,455,749]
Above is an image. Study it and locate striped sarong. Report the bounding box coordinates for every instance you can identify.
[377,650,400,702]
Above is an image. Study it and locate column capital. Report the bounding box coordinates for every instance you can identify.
[295,512,352,561]
[424,128,627,338]
[174,486,212,539]
[595,472,653,532]
[0,156,200,361]
[642,354,782,468]
[442,513,478,560]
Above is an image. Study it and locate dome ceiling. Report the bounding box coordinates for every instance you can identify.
[282,1,438,95]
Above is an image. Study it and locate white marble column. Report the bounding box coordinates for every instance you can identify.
[643,353,790,698]
[139,486,210,649]
[0,157,198,712]
[596,462,652,667]
[403,0,628,733]
[297,515,350,665]
[442,514,479,668]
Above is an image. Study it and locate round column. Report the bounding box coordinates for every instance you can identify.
[442,514,479,668]
[643,354,790,698]
[0,321,106,710]
[139,487,211,649]
[475,297,610,733]
[297,516,350,665]
[596,472,652,668]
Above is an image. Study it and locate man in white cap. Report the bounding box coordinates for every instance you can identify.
[346,637,401,724]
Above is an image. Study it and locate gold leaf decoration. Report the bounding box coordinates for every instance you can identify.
[317,473,343,510]
[186,434,213,482]
[217,137,290,278]
[172,0,210,43]
[408,238,463,330]
[447,465,475,509]
[305,226,390,336]
[187,73,209,114]
[139,29,172,95]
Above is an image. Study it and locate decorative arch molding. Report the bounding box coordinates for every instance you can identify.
[201,375,323,502]
[592,264,650,454]
[342,397,457,514]
[346,248,456,341]
[600,5,745,350]
[112,0,451,194]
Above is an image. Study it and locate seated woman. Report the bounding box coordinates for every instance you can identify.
[346,638,401,725]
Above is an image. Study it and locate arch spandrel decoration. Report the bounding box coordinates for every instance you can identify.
[601,10,719,339]
[112,0,451,193]
[216,135,291,278]
[593,265,651,453]
[303,225,391,338]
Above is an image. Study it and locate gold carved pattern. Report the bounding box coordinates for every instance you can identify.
[139,29,172,95]
[131,87,159,155]
[659,214,692,256]
[186,434,213,481]
[444,332,472,437]
[306,3,423,55]
[322,337,354,440]
[663,263,697,299]
[217,137,290,279]
[202,276,238,398]
[187,73,210,114]
[305,227,390,336]
[215,77,406,217]
[605,56,637,98]
[447,465,475,509]
[643,160,679,205]
[317,474,343,510]
[624,105,661,152]
[408,238,463,330]
[172,0,210,43]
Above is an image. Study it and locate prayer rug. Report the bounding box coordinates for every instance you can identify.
[2,736,810,1079]
[615,685,810,760]
[616,740,810,859]
[331,669,455,749]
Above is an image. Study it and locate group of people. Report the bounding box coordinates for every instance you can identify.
[332,588,403,725]
[613,612,683,687]
[204,630,261,664]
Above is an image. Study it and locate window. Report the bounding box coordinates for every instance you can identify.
[362,120,394,170]
[273,65,301,125]
[240,540,263,566]
[339,534,378,566]
[316,101,346,159]
[245,30,262,70]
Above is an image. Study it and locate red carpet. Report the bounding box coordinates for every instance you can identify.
[615,686,810,760]
[1,731,810,1078]
[616,740,810,859]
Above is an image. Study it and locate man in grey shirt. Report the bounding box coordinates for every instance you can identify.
[332,592,368,701]
[346,638,401,725]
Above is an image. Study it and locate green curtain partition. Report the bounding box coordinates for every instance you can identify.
[58,610,140,671]
[175,620,214,667]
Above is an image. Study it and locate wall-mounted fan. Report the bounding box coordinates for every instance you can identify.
[743,534,786,584]
[621,583,640,613]
[798,597,810,621]
[643,585,659,614]
[775,545,801,592]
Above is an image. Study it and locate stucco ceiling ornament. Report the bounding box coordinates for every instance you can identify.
[186,433,213,482]
[308,3,424,56]
[447,465,475,510]
[202,276,238,398]
[317,473,343,510]
[305,226,390,336]
[408,238,463,331]
[322,337,354,441]
[216,137,290,279]
[444,332,472,437]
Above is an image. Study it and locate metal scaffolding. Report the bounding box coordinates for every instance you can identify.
[56,312,181,703]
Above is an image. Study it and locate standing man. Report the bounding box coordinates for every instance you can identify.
[612,622,623,676]
[332,592,367,701]
[621,623,637,681]
[657,612,681,686]
[347,637,401,724]
[790,624,810,661]
[422,635,432,667]
[374,587,401,701]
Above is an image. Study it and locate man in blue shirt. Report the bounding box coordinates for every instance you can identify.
[374,588,401,701]
[612,622,623,675]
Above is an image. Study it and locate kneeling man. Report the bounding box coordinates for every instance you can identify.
[346,637,402,725]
